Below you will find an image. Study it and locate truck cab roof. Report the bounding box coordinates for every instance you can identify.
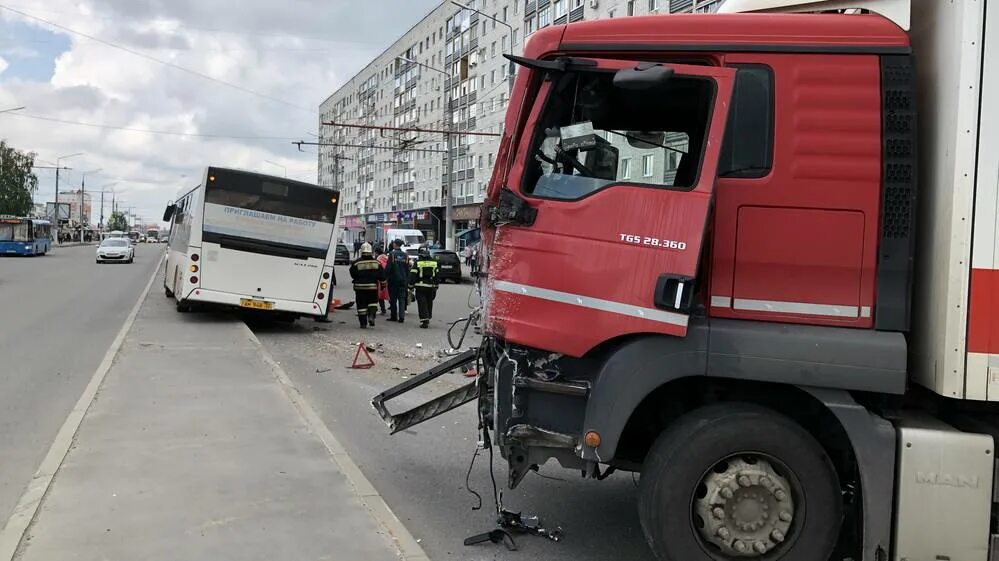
[530,12,909,58]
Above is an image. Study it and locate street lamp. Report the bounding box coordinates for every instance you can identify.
[263,159,287,177]
[396,55,456,251]
[0,106,25,114]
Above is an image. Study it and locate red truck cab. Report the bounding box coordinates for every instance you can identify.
[475,12,914,561]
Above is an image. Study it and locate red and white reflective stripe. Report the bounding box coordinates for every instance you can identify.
[493,280,688,328]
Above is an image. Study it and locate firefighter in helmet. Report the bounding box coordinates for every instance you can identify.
[349,242,385,329]
[409,246,439,329]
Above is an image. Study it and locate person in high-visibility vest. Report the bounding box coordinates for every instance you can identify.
[349,243,384,329]
[409,246,439,329]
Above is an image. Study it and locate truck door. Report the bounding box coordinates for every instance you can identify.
[485,60,735,357]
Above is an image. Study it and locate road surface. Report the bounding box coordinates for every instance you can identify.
[252,268,656,561]
[0,243,161,524]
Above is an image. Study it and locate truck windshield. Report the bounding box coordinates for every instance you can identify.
[523,69,714,200]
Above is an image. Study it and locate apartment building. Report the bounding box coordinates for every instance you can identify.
[318,0,724,247]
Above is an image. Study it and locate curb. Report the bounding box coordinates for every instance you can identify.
[243,325,432,561]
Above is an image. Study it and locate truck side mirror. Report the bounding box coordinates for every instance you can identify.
[162,203,175,222]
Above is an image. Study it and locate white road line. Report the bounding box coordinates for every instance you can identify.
[243,324,431,561]
[0,255,161,561]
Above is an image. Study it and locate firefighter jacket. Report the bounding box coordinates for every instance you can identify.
[409,258,439,288]
[349,256,385,290]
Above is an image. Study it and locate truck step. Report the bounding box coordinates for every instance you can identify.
[371,348,479,434]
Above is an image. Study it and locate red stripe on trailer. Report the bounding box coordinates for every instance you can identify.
[968,268,999,353]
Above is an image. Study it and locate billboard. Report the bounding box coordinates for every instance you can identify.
[46,202,71,221]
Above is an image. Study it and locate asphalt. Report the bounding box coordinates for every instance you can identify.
[0,243,161,525]
[13,260,414,561]
[252,268,657,561]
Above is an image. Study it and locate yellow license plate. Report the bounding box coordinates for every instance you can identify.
[240,298,274,310]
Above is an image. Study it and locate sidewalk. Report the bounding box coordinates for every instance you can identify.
[12,272,420,560]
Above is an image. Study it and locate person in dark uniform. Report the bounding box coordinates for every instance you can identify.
[409,246,439,329]
[385,239,410,323]
[349,243,384,329]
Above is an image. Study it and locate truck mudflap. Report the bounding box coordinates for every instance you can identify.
[371,348,479,434]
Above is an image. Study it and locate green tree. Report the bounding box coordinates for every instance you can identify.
[0,140,38,216]
[107,211,128,232]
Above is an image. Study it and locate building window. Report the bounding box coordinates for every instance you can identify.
[503,6,508,21]
[650,0,660,11]
[512,29,519,45]
[627,0,635,15]
[501,35,506,52]
[539,6,552,27]
[491,41,496,57]
[621,158,632,179]
[643,155,655,177]
[609,8,615,17]
[554,0,566,19]
[526,17,536,35]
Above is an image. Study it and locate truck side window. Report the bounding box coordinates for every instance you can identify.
[718,65,774,178]
[522,70,714,200]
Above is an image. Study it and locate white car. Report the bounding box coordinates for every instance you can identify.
[96,238,134,264]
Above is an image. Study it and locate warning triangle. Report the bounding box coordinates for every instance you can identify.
[350,342,375,369]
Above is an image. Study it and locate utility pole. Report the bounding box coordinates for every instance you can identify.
[95,183,116,229]
[79,168,102,242]
[396,55,455,250]
[52,152,82,244]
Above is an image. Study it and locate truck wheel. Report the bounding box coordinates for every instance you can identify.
[638,403,841,561]
[176,300,192,313]
[165,285,174,298]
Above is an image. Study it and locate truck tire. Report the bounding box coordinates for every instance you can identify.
[164,285,174,298]
[176,300,192,313]
[638,403,841,561]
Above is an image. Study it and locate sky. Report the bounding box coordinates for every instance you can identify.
[0,0,441,227]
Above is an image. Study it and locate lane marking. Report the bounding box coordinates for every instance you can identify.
[0,251,161,561]
[242,324,431,561]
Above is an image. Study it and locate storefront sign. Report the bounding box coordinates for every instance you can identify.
[452,204,482,222]
[366,213,387,224]
[341,216,364,229]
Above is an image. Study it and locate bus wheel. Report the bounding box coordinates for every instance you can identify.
[637,403,841,561]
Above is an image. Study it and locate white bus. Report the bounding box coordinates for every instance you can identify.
[162,167,340,319]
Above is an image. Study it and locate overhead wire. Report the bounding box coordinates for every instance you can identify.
[1,112,305,140]
[0,4,317,114]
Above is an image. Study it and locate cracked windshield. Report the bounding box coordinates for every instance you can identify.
[1,1,987,561]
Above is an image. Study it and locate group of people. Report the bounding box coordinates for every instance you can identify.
[348,240,440,329]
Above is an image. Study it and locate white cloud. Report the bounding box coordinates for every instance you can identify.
[0,0,440,226]
[0,55,8,75]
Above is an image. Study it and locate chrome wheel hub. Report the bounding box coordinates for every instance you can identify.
[693,457,795,557]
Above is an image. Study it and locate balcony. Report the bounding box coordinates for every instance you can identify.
[569,5,584,21]
[525,0,536,15]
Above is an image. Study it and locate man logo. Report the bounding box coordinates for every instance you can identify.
[915,471,980,488]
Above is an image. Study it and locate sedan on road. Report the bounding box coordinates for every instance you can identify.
[334,244,350,265]
[96,238,134,264]
[430,250,462,283]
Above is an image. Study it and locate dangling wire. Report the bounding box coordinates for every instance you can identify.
[464,445,483,511]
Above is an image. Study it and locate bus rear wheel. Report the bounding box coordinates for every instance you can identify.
[637,403,842,561]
